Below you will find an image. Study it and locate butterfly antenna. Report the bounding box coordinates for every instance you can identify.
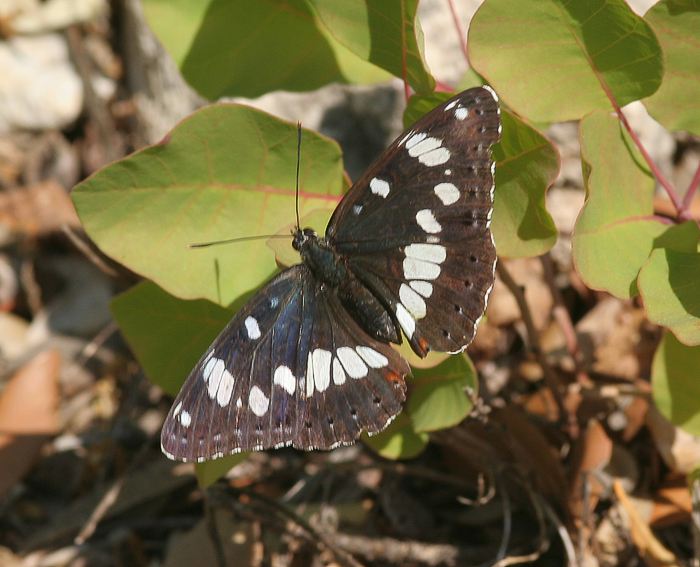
[189,234,292,248]
[295,122,302,231]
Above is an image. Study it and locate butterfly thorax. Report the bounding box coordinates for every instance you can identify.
[293,227,348,287]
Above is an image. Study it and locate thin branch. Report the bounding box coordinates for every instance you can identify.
[235,487,364,567]
[539,254,591,386]
[682,161,700,214]
[496,262,574,435]
[600,81,684,216]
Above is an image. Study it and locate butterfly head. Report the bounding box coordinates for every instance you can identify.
[292,227,317,252]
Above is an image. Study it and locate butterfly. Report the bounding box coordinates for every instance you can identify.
[161,86,501,462]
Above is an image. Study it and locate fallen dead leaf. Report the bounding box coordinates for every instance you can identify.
[614,480,681,567]
[569,420,613,526]
[646,406,700,474]
[0,349,61,497]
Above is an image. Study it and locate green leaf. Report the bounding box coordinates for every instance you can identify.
[469,0,663,122]
[362,413,428,460]
[110,281,234,395]
[405,93,558,258]
[308,0,434,94]
[573,111,661,298]
[639,243,700,347]
[644,0,700,135]
[143,0,391,100]
[492,110,558,258]
[196,453,250,488]
[72,104,345,307]
[394,339,449,370]
[407,354,476,433]
[652,332,700,436]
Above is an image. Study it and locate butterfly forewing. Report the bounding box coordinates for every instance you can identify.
[327,86,500,356]
[161,265,408,462]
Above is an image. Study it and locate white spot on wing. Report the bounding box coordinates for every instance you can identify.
[216,369,235,407]
[370,177,390,198]
[236,397,242,409]
[434,182,460,205]
[405,243,447,263]
[249,386,269,417]
[445,169,452,175]
[445,100,458,111]
[202,356,217,383]
[273,365,296,395]
[403,257,441,280]
[353,204,363,215]
[332,357,346,385]
[174,401,182,416]
[306,351,315,398]
[410,280,433,298]
[408,136,442,157]
[244,316,261,339]
[356,346,388,368]
[336,347,368,378]
[180,410,191,427]
[455,107,468,120]
[312,349,332,392]
[399,283,427,319]
[419,147,450,166]
[395,304,415,339]
[207,359,226,399]
[416,209,441,233]
[405,132,427,149]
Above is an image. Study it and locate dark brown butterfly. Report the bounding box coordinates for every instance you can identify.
[161,86,500,462]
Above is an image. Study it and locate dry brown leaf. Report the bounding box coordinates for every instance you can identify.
[569,420,613,524]
[650,475,692,528]
[614,480,681,567]
[0,180,79,238]
[646,406,700,474]
[0,349,61,497]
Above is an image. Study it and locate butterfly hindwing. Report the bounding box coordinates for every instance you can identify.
[161,265,408,462]
[327,86,500,356]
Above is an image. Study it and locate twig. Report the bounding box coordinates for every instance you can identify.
[446,0,468,60]
[74,443,152,544]
[332,533,461,566]
[495,262,571,431]
[540,254,591,386]
[538,493,577,567]
[682,161,700,214]
[235,487,364,567]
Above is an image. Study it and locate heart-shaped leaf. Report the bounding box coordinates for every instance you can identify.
[573,111,662,298]
[639,242,700,346]
[407,354,476,433]
[142,0,391,100]
[73,104,346,307]
[652,332,700,436]
[308,0,434,94]
[362,413,428,460]
[644,0,700,135]
[469,0,663,122]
